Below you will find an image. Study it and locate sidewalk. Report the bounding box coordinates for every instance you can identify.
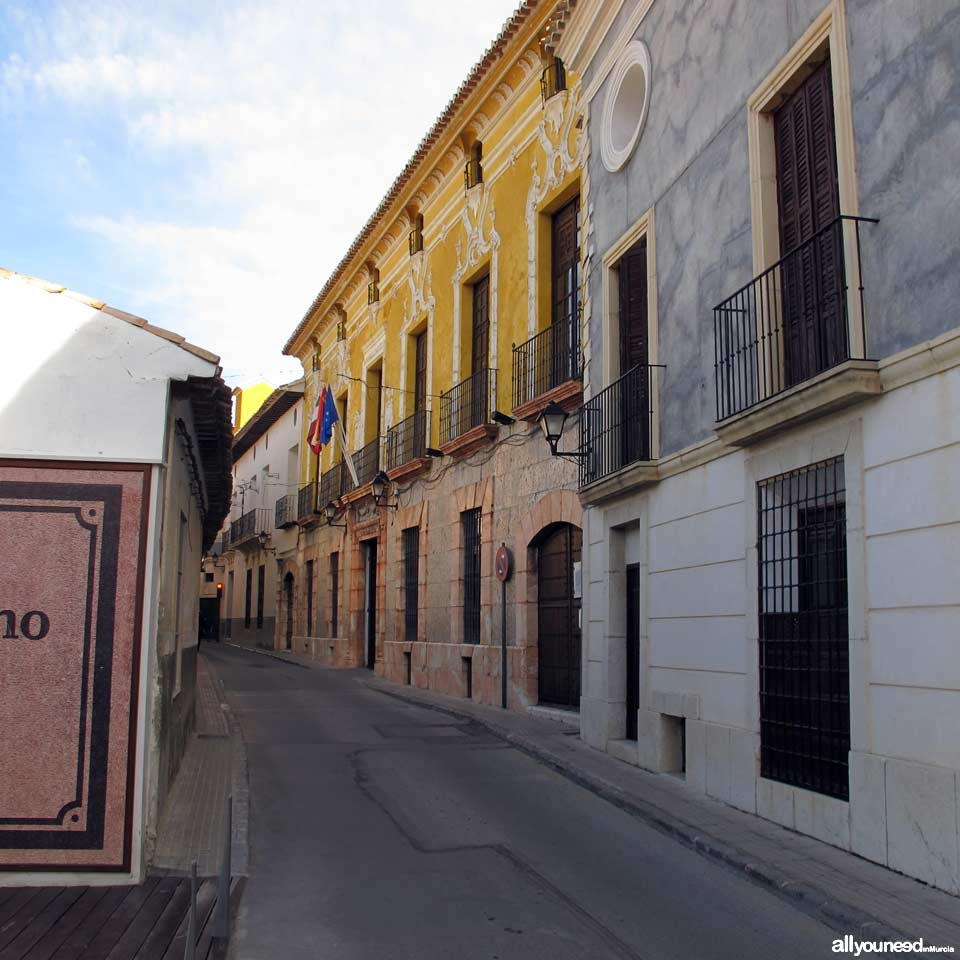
[152,651,249,878]
[237,643,960,947]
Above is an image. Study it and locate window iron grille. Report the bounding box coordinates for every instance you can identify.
[462,508,482,644]
[403,526,420,644]
[758,456,850,800]
[330,552,340,637]
[256,565,265,629]
[306,559,314,637]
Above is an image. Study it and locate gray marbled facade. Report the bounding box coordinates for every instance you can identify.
[583,0,960,455]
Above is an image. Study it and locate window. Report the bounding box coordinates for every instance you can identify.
[204,571,214,583]
[409,214,424,255]
[330,552,340,637]
[256,564,265,629]
[600,41,651,172]
[368,267,380,304]
[465,141,483,190]
[306,559,314,636]
[541,55,566,102]
[403,526,420,643]
[462,508,481,644]
[244,568,252,628]
[758,456,849,800]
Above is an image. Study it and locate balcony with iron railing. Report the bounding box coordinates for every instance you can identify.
[541,58,566,103]
[439,368,497,456]
[230,507,270,548]
[275,492,297,529]
[210,532,230,556]
[713,215,880,445]
[297,480,317,521]
[512,312,582,419]
[318,462,346,510]
[579,364,661,493]
[339,436,382,501]
[385,409,431,477]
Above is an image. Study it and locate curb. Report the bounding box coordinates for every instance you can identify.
[365,677,907,942]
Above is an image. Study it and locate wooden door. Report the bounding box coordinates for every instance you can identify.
[617,239,650,466]
[551,197,580,385]
[413,330,428,457]
[284,574,294,650]
[537,524,582,708]
[775,56,844,385]
[470,276,490,429]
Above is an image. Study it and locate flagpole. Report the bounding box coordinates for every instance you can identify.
[336,418,360,487]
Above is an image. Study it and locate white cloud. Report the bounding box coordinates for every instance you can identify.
[0,0,519,385]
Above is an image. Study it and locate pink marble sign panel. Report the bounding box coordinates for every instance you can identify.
[0,462,148,872]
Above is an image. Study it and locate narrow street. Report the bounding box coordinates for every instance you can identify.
[205,645,835,960]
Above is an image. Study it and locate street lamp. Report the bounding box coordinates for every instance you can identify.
[324,501,347,528]
[257,530,276,553]
[371,470,397,509]
[538,401,585,461]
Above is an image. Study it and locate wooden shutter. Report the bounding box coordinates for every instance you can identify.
[471,275,489,373]
[551,197,580,330]
[775,56,844,385]
[414,331,427,412]
[618,238,649,373]
[617,238,650,466]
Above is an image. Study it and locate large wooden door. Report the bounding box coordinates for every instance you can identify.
[537,524,582,708]
[551,197,580,385]
[617,239,649,465]
[775,56,844,386]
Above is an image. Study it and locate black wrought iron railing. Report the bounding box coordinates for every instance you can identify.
[348,436,382,491]
[439,368,497,445]
[297,481,317,520]
[211,532,230,556]
[580,364,659,487]
[275,493,297,528]
[714,215,877,422]
[230,507,269,546]
[541,58,566,102]
[385,409,430,471]
[319,462,346,509]
[512,313,582,409]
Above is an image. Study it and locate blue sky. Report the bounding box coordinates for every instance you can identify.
[0,0,518,386]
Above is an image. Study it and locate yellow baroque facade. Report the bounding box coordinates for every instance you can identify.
[280,0,590,711]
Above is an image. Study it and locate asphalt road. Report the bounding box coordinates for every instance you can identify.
[206,644,836,960]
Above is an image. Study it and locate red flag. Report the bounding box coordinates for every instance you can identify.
[307,385,326,456]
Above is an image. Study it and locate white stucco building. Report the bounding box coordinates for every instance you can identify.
[0,268,232,884]
[210,380,304,651]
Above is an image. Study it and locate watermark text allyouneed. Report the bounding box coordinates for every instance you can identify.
[833,936,955,955]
